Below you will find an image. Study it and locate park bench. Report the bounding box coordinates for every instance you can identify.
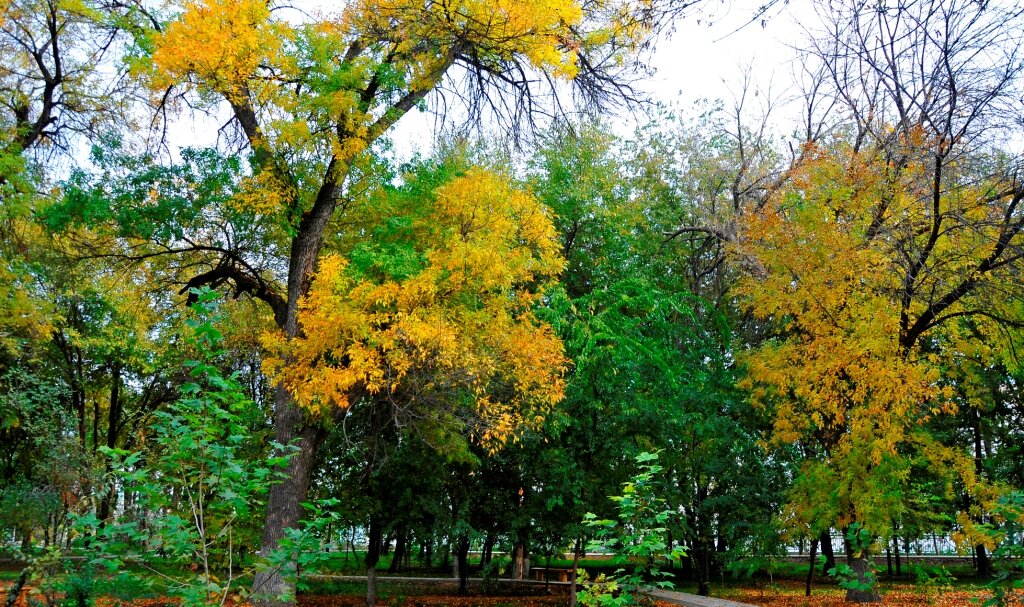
[530,567,573,582]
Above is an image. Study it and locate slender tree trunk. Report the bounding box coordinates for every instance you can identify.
[365,519,382,607]
[569,537,582,607]
[886,545,892,577]
[456,534,470,595]
[4,567,29,607]
[805,538,818,597]
[973,408,992,577]
[99,364,122,522]
[893,537,901,578]
[481,533,494,566]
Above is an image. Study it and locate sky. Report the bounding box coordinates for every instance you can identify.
[382,0,813,160]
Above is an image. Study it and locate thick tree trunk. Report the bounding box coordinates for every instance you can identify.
[456,534,471,595]
[844,552,881,603]
[251,386,328,605]
[512,541,529,580]
[819,530,836,574]
[975,544,991,577]
[388,527,406,574]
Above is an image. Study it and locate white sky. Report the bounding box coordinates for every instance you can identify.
[646,1,807,111]
[382,0,812,160]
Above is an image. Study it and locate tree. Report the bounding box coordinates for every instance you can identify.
[735,135,1024,601]
[40,0,703,598]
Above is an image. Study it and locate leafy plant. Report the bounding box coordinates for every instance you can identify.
[984,491,1024,607]
[577,452,684,607]
[826,524,877,595]
[46,288,327,607]
[915,566,955,605]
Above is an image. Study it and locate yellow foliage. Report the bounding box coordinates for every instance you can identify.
[149,0,290,101]
[732,141,1009,534]
[264,167,566,451]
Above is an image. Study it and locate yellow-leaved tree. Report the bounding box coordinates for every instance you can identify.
[264,164,566,448]
[116,0,694,599]
[734,138,1023,602]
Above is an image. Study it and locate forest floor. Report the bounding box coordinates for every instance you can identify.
[2,577,1017,607]
[720,580,1010,607]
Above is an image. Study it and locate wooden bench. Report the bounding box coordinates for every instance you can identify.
[530,567,573,582]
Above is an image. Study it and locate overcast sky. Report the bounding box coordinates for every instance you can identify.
[380,0,812,160]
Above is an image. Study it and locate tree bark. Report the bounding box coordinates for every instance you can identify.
[456,534,471,595]
[805,538,818,597]
[388,527,406,574]
[819,530,835,574]
[98,364,122,522]
[512,541,529,580]
[365,519,382,607]
[569,537,582,607]
[250,386,328,604]
[976,544,991,577]
[844,551,881,603]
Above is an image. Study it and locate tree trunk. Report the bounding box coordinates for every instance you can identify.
[805,538,818,597]
[4,567,29,607]
[975,544,991,577]
[819,530,835,574]
[250,386,328,605]
[844,552,881,603]
[893,537,901,577]
[388,527,406,574]
[456,534,471,595]
[512,541,529,580]
[695,545,711,596]
[481,533,494,566]
[99,364,122,522]
[569,537,582,607]
[365,519,382,607]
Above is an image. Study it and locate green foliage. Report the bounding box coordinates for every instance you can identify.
[983,491,1024,607]
[578,452,684,607]
[826,524,877,594]
[62,288,299,607]
[13,544,136,607]
[914,566,956,605]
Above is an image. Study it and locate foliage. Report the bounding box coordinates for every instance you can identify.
[578,452,684,607]
[265,160,567,451]
[75,288,299,607]
[983,491,1024,607]
[913,566,955,605]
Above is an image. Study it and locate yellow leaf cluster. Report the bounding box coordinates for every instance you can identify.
[264,167,566,451]
[149,0,290,101]
[347,0,584,79]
